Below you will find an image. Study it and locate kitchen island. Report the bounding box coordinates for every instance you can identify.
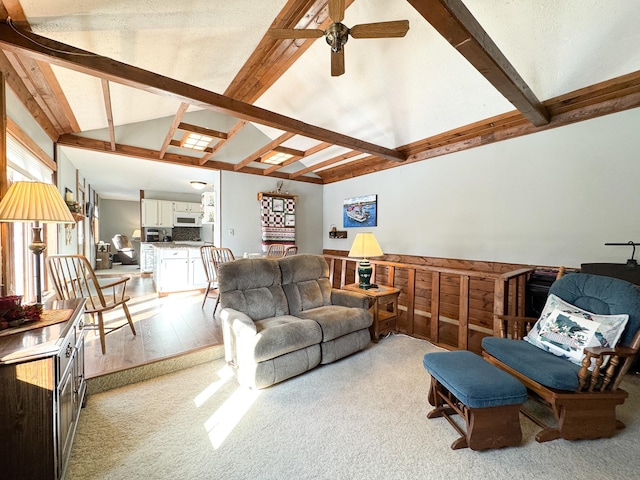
[150,241,208,296]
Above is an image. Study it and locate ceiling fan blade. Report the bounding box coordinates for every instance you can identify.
[268,28,324,39]
[349,20,410,39]
[329,0,345,23]
[331,49,345,77]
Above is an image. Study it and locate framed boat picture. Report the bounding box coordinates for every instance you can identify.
[343,194,377,228]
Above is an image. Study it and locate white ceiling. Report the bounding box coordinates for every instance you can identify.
[17,0,640,200]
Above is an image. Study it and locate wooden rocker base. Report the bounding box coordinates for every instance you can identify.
[428,379,523,451]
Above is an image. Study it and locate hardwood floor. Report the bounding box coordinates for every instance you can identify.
[85,269,223,379]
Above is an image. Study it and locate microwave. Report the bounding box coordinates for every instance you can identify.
[173,211,202,227]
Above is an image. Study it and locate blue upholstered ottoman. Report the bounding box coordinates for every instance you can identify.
[423,350,527,450]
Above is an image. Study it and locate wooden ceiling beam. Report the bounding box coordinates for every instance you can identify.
[1,5,79,134]
[198,119,246,166]
[235,131,295,171]
[0,23,406,163]
[262,141,332,175]
[263,155,303,175]
[226,0,355,103]
[100,79,116,151]
[57,133,322,185]
[177,122,227,140]
[159,102,189,159]
[0,49,58,140]
[273,145,305,157]
[289,149,363,179]
[408,0,550,127]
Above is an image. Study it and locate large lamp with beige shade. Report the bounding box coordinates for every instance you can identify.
[0,181,75,303]
[348,232,383,289]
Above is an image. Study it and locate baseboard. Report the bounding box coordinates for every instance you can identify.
[86,344,225,394]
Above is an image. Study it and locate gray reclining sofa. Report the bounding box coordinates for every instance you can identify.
[218,254,373,388]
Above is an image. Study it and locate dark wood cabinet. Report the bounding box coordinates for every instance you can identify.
[0,299,86,480]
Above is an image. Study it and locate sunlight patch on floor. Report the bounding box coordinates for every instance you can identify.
[203,381,261,449]
[193,364,234,408]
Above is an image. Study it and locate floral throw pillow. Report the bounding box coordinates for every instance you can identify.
[524,294,629,368]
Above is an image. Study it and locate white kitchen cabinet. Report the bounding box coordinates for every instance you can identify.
[173,201,201,213]
[141,199,173,227]
[189,249,207,287]
[153,246,206,294]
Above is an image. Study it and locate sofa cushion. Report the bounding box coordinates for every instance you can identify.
[218,257,281,291]
[219,258,289,321]
[482,336,581,390]
[279,255,333,315]
[297,305,372,342]
[252,316,323,362]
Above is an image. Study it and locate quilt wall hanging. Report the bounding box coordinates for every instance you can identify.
[258,192,297,252]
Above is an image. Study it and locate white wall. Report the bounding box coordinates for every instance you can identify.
[324,108,640,268]
[221,171,323,256]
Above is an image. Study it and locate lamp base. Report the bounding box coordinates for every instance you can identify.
[358,259,373,289]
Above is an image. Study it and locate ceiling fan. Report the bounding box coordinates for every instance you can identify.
[268,0,410,77]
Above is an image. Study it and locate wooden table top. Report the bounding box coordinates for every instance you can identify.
[343,283,400,297]
[0,298,85,365]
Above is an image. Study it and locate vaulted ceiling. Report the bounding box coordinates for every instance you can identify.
[1,1,640,200]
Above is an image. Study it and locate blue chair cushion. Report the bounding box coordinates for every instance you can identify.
[482,336,581,390]
[423,350,527,409]
[550,273,640,347]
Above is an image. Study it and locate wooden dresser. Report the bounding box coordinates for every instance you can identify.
[0,298,86,480]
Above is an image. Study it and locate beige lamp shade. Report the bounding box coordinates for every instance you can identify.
[0,181,76,223]
[348,232,383,258]
[132,229,141,239]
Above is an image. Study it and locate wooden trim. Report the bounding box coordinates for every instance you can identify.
[6,116,55,171]
[1,71,8,296]
[257,191,298,201]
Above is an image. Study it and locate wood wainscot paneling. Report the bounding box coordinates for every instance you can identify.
[324,250,537,354]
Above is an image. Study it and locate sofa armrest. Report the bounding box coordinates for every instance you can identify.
[220,308,257,366]
[330,289,371,309]
[220,308,257,336]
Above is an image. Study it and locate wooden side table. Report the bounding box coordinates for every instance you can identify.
[343,283,400,342]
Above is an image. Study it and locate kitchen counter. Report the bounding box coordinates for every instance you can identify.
[148,241,207,249]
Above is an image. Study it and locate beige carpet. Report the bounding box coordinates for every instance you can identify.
[66,334,640,480]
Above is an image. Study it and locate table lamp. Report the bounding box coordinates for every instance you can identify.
[0,181,76,303]
[348,232,383,289]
